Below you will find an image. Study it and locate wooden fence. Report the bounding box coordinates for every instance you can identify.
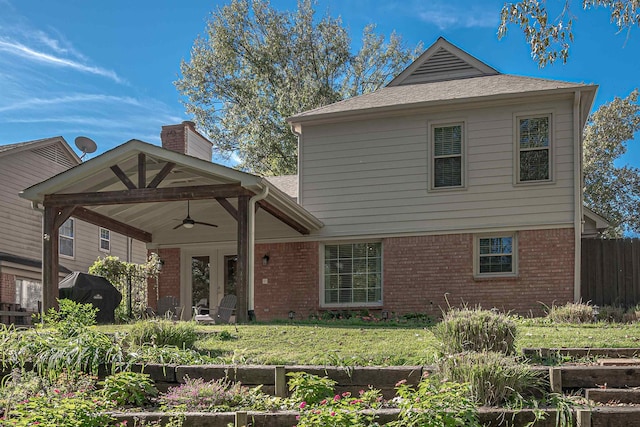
[0,302,34,326]
[581,238,640,307]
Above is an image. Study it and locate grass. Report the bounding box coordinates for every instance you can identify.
[94,319,640,366]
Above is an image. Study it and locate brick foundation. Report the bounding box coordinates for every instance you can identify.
[253,242,319,321]
[152,248,181,308]
[0,273,15,303]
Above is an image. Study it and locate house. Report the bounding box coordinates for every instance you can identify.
[21,38,598,320]
[0,137,147,312]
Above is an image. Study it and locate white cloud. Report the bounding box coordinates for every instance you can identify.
[0,38,124,83]
[413,3,498,29]
[0,94,142,113]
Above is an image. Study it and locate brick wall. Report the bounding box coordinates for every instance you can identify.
[160,123,189,154]
[0,273,15,303]
[151,248,181,308]
[384,228,575,317]
[253,242,319,321]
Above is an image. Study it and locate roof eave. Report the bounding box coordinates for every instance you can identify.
[255,179,323,231]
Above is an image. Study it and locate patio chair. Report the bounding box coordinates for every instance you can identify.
[194,294,237,325]
[156,295,182,320]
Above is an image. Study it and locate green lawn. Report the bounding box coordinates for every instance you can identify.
[174,320,640,366]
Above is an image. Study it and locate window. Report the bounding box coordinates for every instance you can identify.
[431,123,464,189]
[15,278,41,311]
[59,218,74,258]
[323,242,382,306]
[517,115,551,182]
[475,234,516,277]
[99,228,110,252]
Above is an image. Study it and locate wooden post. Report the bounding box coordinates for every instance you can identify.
[235,411,247,427]
[42,206,59,313]
[550,367,562,393]
[236,195,250,323]
[275,366,287,397]
[576,409,591,427]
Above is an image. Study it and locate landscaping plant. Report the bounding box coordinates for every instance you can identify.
[287,371,337,405]
[433,307,517,355]
[159,377,250,412]
[127,319,198,348]
[294,390,383,427]
[100,371,158,407]
[546,302,596,324]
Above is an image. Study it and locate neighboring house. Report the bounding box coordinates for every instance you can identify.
[0,137,146,311]
[21,37,598,320]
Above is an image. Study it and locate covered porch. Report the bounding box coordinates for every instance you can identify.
[20,139,322,322]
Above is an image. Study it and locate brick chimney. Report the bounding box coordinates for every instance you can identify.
[160,121,213,161]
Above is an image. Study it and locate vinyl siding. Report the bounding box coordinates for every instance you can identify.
[0,146,147,273]
[299,99,576,237]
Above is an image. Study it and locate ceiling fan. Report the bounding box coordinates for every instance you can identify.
[173,200,218,230]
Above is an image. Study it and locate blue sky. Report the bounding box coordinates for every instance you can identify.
[0,0,638,166]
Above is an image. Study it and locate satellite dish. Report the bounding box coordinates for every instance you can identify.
[74,136,97,160]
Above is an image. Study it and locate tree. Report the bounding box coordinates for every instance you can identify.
[583,89,640,236]
[176,0,421,175]
[498,1,639,67]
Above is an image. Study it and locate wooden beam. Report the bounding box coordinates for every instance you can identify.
[53,206,76,230]
[43,184,253,207]
[216,197,238,221]
[138,153,146,189]
[72,207,153,243]
[257,200,310,235]
[110,164,137,190]
[42,206,59,313]
[236,195,250,323]
[147,162,175,188]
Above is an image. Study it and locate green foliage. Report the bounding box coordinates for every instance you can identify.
[127,319,198,348]
[40,299,97,338]
[125,344,216,365]
[583,89,640,236]
[89,254,161,320]
[547,302,596,324]
[295,389,383,427]
[433,308,517,355]
[388,377,479,427]
[436,352,543,407]
[159,377,250,411]
[100,371,158,407]
[176,0,421,175]
[2,394,116,427]
[498,0,640,66]
[287,371,336,405]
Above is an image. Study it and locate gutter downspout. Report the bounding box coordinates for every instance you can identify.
[573,90,583,302]
[248,185,269,312]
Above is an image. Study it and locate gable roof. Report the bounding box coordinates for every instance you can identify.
[387,37,499,86]
[0,136,81,167]
[288,37,598,127]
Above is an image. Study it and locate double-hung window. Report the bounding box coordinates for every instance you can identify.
[59,218,74,258]
[431,122,464,189]
[99,228,111,252]
[475,234,516,277]
[517,115,551,182]
[323,242,382,306]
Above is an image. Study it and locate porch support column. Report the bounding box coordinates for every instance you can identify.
[42,206,59,313]
[236,195,250,323]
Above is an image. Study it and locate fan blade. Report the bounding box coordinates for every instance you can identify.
[194,221,218,228]
[172,223,183,230]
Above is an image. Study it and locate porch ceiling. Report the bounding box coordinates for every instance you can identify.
[20,139,323,243]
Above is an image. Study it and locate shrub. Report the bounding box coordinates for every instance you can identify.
[287,371,336,405]
[100,371,158,407]
[433,307,517,355]
[436,351,543,406]
[295,389,383,427]
[159,377,249,411]
[40,299,98,338]
[596,305,626,323]
[127,319,198,348]
[388,376,479,427]
[547,302,595,324]
[2,395,116,427]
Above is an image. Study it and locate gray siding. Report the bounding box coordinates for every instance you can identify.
[299,99,576,237]
[0,145,147,274]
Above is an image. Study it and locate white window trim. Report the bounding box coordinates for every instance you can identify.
[319,241,383,308]
[99,227,111,253]
[473,232,518,278]
[59,218,75,259]
[513,112,554,185]
[428,119,467,191]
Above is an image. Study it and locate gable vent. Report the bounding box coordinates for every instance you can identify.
[33,145,77,169]
[399,47,488,85]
